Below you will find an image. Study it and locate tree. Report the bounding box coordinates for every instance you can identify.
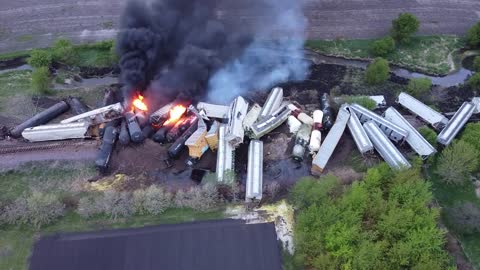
[31,67,51,94]
[468,73,480,90]
[436,140,479,185]
[289,175,339,209]
[473,56,480,71]
[365,58,390,85]
[466,22,480,48]
[391,13,420,44]
[292,164,452,269]
[28,50,52,68]
[370,36,395,57]
[461,123,480,153]
[52,38,78,65]
[406,78,432,98]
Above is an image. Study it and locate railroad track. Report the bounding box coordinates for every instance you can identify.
[0,140,97,155]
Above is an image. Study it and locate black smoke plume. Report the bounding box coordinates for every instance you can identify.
[117,0,251,108]
[117,0,309,109]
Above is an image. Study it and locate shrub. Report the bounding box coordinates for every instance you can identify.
[1,196,29,226]
[28,50,52,68]
[98,190,134,220]
[418,126,437,147]
[31,67,51,94]
[52,38,78,65]
[76,197,102,218]
[174,183,219,212]
[370,36,395,57]
[142,185,172,215]
[406,78,432,98]
[391,13,420,44]
[468,73,480,90]
[473,56,480,71]
[467,22,480,48]
[27,192,65,228]
[445,203,480,234]
[1,192,65,228]
[133,189,147,214]
[436,140,479,185]
[365,58,390,85]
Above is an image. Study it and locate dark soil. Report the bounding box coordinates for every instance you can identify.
[434,84,477,113]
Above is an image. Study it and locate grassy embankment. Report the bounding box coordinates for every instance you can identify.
[306,35,464,75]
[0,161,225,270]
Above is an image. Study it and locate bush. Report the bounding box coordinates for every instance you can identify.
[98,190,134,220]
[28,50,52,68]
[370,36,395,57]
[1,192,65,228]
[365,58,390,85]
[391,13,420,44]
[31,67,51,94]
[142,185,172,215]
[473,56,480,71]
[418,126,437,147]
[468,73,480,90]
[445,203,480,235]
[436,140,479,185]
[174,183,219,212]
[406,78,432,98]
[52,38,78,65]
[467,22,480,48]
[76,196,102,218]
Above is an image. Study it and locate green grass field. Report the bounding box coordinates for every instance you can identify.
[306,35,463,75]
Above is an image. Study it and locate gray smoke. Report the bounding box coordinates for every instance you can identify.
[117,0,309,108]
[207,0,310,104]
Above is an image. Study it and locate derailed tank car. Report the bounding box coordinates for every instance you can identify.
[363,121,411,170]
[437,102,476,146]
[246,140,263,202]
[95,126,118,172]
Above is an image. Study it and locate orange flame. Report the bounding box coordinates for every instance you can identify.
[164,105,187,125]
[132,95,148,112]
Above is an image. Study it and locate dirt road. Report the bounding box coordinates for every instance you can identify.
[0,0,479,53]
